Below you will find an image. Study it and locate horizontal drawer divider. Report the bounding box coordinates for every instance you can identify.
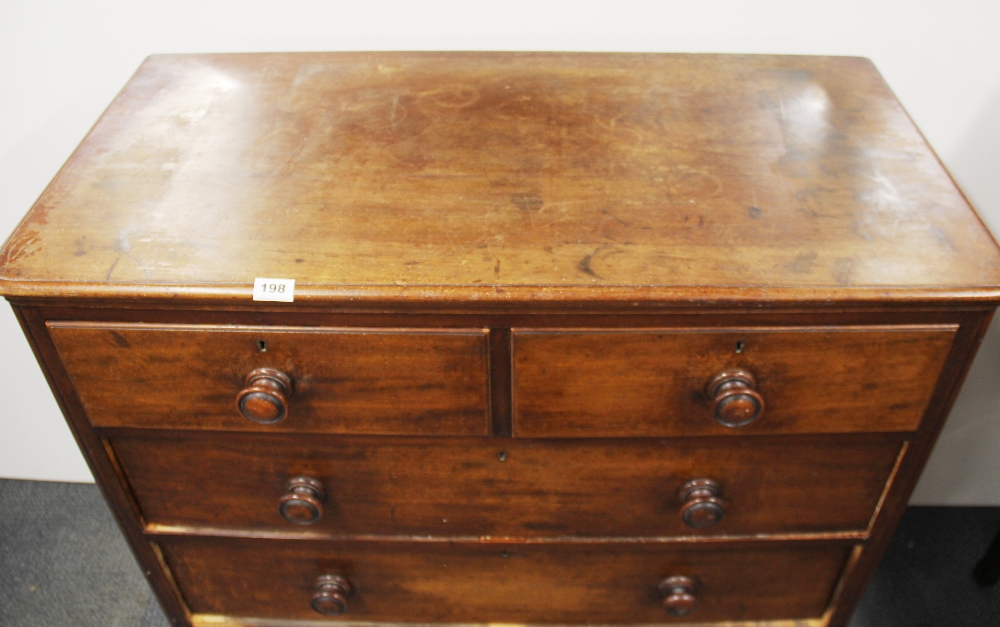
[143,524,867,546]
[96,425,912,446]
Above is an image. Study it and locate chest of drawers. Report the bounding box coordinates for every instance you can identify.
[2,52,999,627]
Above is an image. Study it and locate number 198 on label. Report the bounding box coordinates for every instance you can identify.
[253,277,295,302]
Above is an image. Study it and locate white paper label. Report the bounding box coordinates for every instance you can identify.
[253,277,295,302]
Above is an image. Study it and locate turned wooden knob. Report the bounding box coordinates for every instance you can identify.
[659,575,697,617]
[236,367,292,424]
[706,368,764,427]
[278,476,324,525]
[312,574,352,616]
[679,478,725,529]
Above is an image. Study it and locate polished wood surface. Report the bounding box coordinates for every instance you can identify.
[236,367,293,424]
[2,53,999,627]
[1,53,999,305]
[312,574,352,616]
[513,326,955,437]
[48,323,490,435]
[679,479,727,530]
[109,430,901,538]
[707,369,765,428]
[278,477,325,525]
[157,536,850,624]
[660,575,698,617]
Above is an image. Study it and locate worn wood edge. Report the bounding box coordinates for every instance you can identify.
[0,54,148,290]
[877,59,1000,268]
[10,305,195,627]
[863,443,909,535]
[100,438,148,525]
[144,525,866,546]
[149,541,197,626]
[10,296,1000,320]
[3,281,1000,309]
[147,50,865,64]
[190,615,822,627]
[818,546,864,627]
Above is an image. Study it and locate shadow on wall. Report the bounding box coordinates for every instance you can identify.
[911,82,1000,505]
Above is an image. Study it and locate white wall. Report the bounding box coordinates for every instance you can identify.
[1,1,998,503]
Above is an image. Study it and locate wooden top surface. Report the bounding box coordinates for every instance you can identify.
[2,52,999,307]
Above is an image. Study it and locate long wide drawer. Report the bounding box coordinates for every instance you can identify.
[513,326,956,437]
[112,431,902,538]
[49,323,490,436]
[157,536,851,624]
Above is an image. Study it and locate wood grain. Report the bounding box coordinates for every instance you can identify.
[109,430,901,539]
[2,53,999,306]
[158,536,851,624]
[48,323,489,436]
[513,326,955,437]
[2,53,998,627]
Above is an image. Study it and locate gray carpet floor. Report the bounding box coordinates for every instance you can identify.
[0,479,168,627]
[1,478,999,626]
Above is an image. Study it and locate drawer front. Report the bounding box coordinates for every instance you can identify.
[114,431,901,538]
[158,536,850,624]
[49,323,489,436]
[513,326,956,437]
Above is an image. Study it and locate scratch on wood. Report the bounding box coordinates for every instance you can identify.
[390,95,401,130]
[108,331,131,348]
[602,209,630,227]
[578,244,609,279]
[0,230,41,268]
[105,256,121,281]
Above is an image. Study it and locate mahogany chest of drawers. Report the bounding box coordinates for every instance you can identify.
[2,52,999,627]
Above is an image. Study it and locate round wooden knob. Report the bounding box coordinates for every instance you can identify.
[312,574,352,616]
[236,367,292,424]
[659,575,696,617]
[278,476,324,525]
[706,368,764,427]
[679,478,725,529]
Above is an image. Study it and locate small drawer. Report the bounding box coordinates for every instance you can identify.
[513,326,955,437]
[113,431,901,538]
[49,323,489,436]
[157,536,851,624]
